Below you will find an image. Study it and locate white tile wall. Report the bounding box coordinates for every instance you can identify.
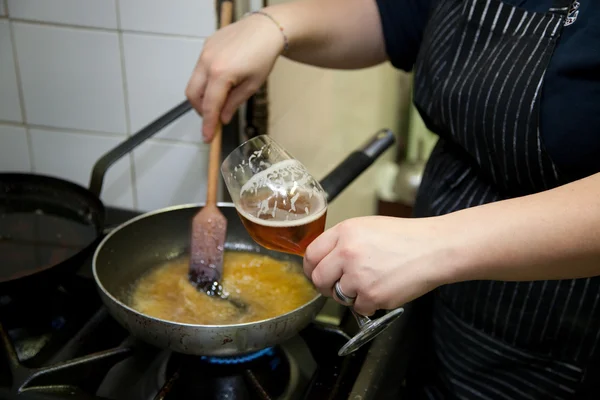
[7,0,118,29]
[0,124,31,172]
[134,140,209,211]
[0,0,217,211]
[122,33,205,142]
[30,128,135,207]
[13,22,127,133]
[0,20,22,122]
[118,0,216,37]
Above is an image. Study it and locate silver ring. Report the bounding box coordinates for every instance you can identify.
[334,280,356,306]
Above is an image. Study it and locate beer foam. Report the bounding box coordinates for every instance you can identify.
[240,159,312,197]
[238,206,327,228]
[238,158,327,222]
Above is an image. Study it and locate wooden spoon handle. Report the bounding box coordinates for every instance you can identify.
[205,0,234,206]
[206,123,222,206]
[220,0,234,26]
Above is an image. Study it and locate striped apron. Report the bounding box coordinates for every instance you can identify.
[407,0,600,398]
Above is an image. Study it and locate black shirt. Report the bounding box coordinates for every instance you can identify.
[376,0,600,179]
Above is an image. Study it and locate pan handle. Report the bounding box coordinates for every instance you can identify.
[319,129,396,203]
[89,100,193,197]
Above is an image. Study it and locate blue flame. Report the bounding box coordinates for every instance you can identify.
[200,347,275,365]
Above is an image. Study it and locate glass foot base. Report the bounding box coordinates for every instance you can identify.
[338,307,405,357]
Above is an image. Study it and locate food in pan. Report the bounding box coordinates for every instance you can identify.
[129,251,317,325]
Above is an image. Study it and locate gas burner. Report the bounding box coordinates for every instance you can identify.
[153,337,313,400]
[0,307,133,400]
[166,347,289,399]
[0,207,386,400]
[0,278,103,365]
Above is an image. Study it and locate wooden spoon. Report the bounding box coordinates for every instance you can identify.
[189,0,236,303]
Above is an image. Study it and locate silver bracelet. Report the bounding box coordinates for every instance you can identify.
[245,10,289,53]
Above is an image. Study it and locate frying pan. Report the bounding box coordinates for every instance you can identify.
[0,100,193,292]
[93,129,396,357]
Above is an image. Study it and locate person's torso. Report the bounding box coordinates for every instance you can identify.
[409,1,600,395]
[413,0,600,195]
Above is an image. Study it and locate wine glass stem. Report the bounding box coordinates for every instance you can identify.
[349,308,371,329]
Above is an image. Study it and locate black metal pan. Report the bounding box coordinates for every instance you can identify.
[92,129,396,356]
[0,100,193,292]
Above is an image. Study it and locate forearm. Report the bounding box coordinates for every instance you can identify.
[262,0,387,69]
[443,172,600,283]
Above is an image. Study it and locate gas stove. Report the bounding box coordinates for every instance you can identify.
[0,207,413,400]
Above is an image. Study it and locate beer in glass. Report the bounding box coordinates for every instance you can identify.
[220,135,404,357]
[221,139,328,255]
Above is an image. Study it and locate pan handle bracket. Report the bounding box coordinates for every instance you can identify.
[319,129,396,202]
[89,100,193,197]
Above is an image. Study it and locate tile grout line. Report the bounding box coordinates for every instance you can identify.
[0,120,126,138]
[115,0,139,210]
[0,119,210,147]
[7,16,36,172]
[3,1,213,210]
[8,17,209,40]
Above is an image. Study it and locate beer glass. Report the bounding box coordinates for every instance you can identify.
[221,135,404,356]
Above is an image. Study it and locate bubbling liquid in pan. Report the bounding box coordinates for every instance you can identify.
[129,251,318,325]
